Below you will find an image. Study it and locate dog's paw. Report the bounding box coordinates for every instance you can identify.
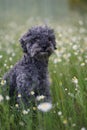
[37,102,52,112]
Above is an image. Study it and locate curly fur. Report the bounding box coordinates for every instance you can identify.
[3,26,56,107]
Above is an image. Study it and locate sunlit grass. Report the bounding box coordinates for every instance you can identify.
[0,18,87,130]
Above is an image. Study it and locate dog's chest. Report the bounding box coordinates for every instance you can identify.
[16,64,40,89]
[16,64,48,89]
[15,62,49,99]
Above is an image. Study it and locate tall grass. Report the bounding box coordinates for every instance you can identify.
[0,18,87,130]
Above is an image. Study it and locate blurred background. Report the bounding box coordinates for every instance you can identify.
[0,0,87,24]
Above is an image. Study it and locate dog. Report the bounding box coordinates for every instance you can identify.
[3,26,56,112]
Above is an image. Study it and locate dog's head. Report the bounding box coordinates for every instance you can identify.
[19,26,56,58]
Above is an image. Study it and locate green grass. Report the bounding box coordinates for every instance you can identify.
[0,18,87,130]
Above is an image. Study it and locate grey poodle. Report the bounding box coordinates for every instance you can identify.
[3,26,56,111]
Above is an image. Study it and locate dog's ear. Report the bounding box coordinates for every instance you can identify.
[19,37,27,53]
[19,31,31,53]
[48,28,57,50]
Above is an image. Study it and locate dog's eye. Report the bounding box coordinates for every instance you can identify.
[48,37,52,42]
[33,37,40,42]
[35,39,40,43]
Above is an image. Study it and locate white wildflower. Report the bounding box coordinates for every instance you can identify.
[79,20,83,25]
[6,95,10,101]
[9,57,12,61]
[57,58,62,63]
[72,45,78,50]
[15,104,19,108]
[33,107,36,110]
[68,92,74,98]
[79,28,85,34]
[74,52,78,56]
[72,76,78,84]
[0,55,3,59]
[63,119,68,125]
[27,109,30,112]
[36,95,45,101]
[81,127,86,130]
[85,60,87,63]
[12,53,15,57]
[0,95,4,102]
[54,59,58,64]
[37,102,52,112]
[78,56,82,62]
[1,80,6,85]
[75,88,78,91]
[19,121,24,126]
[81,63,85,66]
[58,33,62,38]
[85,78,87,81]
[18,94,21,98]
[4,64,7,67]
[72,123,76,127]
[22,110,28,115]
[30,91,35,95]
[10,65,13,68]
[58,111,62,116]
[65,88,68,91]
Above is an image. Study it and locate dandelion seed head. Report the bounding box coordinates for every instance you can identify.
[37,102,52,112]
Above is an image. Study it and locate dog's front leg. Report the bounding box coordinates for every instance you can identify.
[35,84,52,112]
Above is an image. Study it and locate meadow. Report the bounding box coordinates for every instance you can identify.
[0,18,87,130]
